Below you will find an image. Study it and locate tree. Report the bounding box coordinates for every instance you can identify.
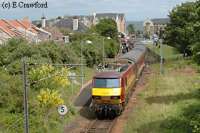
[164,1,198,56]
[37,88,64,109]
[95,19,118,39]
[127,24,135,34]
[191,42,200,64]
[29,65,70,90]
[37,88,64,132]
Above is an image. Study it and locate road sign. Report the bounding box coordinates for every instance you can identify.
[58,105,68,116]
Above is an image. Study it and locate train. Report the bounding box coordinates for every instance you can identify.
[91,42,146,118]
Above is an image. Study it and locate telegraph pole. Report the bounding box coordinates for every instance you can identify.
[81,41,84,88]
[22,59,29,133]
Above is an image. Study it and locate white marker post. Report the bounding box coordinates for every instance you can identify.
[58,105,68,132]
[58,105,68,116]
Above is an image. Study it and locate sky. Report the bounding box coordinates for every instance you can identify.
[0,0,196,21]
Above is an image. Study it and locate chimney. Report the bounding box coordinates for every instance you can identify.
[22,16,31,27]
[73,16,79,31]
[116,15,120,32]
[93,12,96,25]
[23,16,30,22]
[41,15,46,28]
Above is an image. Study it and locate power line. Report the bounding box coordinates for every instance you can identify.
[30,71,84,85]
[27,63,86,67]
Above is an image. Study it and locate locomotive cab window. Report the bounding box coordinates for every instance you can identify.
[94,78,120,88]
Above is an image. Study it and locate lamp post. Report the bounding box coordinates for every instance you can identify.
[102,38,105,68]
[102,37,111,69]
[160,39,164,74]
[80,40,92,88]
[159,28,164,75]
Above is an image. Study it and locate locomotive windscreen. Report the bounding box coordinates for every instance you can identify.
[94,78,120,88]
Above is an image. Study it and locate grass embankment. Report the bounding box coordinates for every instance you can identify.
[124,45,200,133]
[147,44,181,59]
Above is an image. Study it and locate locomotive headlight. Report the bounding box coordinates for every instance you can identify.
[111,96,120,99]
[92,96,101,99]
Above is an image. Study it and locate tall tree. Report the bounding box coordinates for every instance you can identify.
[165,1,197,55]
[95,19,118,39]
[127,24,135,34]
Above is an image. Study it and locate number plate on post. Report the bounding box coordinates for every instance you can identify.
[58,105,68,116]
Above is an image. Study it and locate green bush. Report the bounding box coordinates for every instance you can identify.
[191,42,200,64]
[190,115,200,133]
[164,1,200,64]
[0,33,119,132]
[0,69,23,113]
[95,19,118,39]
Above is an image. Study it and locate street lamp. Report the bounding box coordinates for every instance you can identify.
[160,39,164,74]
[159,28,164,75]
[80,40,92,88]
[102,37,111,69]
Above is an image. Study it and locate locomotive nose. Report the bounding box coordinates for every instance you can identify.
[92,88,121,96]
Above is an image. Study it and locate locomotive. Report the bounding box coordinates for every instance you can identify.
[91,43,146,118]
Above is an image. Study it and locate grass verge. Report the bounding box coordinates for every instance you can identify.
[147,44,182,60]
[124,45,200,133]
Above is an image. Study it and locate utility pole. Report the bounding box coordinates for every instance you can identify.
[81,41,84,88]
[22,59,29,133]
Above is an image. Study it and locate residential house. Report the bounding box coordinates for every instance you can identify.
[0,18,51,44]
[54,17,88,32]
[44,26,65,42]
[33,12,126,34]
[143,18,170,39]
[33,16,88,33]
[73,13,126,33]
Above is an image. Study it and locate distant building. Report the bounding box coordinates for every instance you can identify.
[44,26,65,42]
[143,18,170,38]
[54,17,88,32]
[77,13,126,33]
[0,18,51,44]
[33,16,88,32]
[33,13,126,34]
[92,13,126,33]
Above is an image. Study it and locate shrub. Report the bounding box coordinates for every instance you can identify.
[191,42,200,64]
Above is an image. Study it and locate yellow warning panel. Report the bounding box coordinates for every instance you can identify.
[92,88,121,96]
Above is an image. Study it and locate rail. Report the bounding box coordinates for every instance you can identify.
[84,118,117,133]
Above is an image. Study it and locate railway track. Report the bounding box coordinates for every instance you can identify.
[84,118,117,133]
